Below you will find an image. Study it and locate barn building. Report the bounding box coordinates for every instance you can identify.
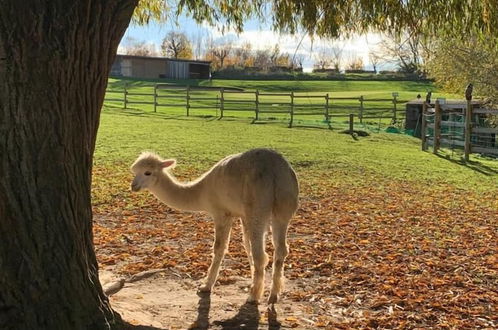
[111,54,211,79]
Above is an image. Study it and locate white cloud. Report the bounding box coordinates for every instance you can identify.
[205,26,384,70]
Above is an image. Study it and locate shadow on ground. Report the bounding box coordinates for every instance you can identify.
[436,153,498,176]
[192,291,282,330]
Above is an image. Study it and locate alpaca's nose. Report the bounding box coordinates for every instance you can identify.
[131,180,140,192]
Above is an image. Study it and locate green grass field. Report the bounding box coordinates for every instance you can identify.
[94,78,497,328]
[96,107,497,190]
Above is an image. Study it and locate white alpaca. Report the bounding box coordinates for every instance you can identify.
[130,148,299,304]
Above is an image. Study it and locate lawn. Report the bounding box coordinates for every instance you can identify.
[93,79,497,328]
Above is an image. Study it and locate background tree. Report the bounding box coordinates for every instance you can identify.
[253,49,272,71]
[378,30,431,75]
[2,0,498,328]
[268,44,292,68]
[313,48,332,70]
[292,53,306,70]
[122,37,158,56]
[369,50,382,73]
[269,45,281,67]
[314,42,343,71]
[161,31,193,59]
[330,46,344,72]
[191,30,208,60]
[427,36,498,105]
[345,55,364,71]
[233,42,254,68]
[208,41,233,69]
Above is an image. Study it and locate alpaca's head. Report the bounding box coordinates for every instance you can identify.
[130,152,176,192]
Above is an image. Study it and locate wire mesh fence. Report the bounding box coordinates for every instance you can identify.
[421,100,498,159]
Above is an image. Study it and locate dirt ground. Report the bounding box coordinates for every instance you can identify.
[100,269,348,329]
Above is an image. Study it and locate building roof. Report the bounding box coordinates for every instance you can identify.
[115,54,211,65]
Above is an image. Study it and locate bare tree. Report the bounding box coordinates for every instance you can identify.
[208,41,233,69]
[122,37,158,56]
[276,52,292,67]
[314,48,332,70]
[270,44,281,67]
[253,49,272,71]
[314,42,343,71]
[368,50,382,73]
[378,30,431,75]
[233,42,253,67]
[191,30,209,60]
[292,53,306,69]
[330,46,343,71]
[345,55,364,71]
[161,31,193,59]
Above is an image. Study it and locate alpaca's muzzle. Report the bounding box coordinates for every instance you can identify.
[131,180,141,192]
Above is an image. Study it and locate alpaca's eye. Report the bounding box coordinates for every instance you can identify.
[144,171,151,176]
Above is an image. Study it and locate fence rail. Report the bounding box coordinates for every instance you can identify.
[104,83,408,130]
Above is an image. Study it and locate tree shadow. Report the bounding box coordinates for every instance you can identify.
[212,301,261,330]
[435,153,498,176]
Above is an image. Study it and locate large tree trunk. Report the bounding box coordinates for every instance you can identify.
[0,1,137,329]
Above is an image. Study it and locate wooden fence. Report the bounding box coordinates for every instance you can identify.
[104,83,408,129]
[421,100,498,160]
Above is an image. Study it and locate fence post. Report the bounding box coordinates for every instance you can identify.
[464,99,473,161]
[392,94,398,122]
[289,91,294,128]
[220,88,224,119]
[421,102,428,151]
[153,84,157,113]
[255,90,259,122]
[359,95,364,123]
[124,82,128,109]
[349,114,354,134]
[325,93,332,129]
[215,95,219,117]
[186,85,190,116]
[433,100,441,154]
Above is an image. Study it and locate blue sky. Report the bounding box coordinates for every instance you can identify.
[120,15,384,71]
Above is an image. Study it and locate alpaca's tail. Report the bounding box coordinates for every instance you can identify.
[272,165,299,221]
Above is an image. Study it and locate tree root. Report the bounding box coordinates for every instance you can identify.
[103,268,181,296]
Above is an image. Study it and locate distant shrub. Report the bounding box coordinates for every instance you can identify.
[344,69,376,74]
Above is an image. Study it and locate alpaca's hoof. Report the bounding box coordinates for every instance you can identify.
[246,296,260,305]
[198,285,212,293]
[268,293,278,304]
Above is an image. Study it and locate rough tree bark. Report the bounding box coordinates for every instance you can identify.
[0,1,137,329]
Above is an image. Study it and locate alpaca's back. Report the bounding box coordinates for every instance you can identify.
[202,149,299,219]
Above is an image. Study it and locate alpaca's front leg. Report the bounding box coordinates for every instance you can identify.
[199,217,232,292]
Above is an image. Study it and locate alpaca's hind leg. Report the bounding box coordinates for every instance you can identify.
[240,218,254,273]
[199,216,233,292]
[268,219,290,304]
[247,222,269,303]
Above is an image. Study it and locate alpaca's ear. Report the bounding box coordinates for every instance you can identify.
[160,159,176,168]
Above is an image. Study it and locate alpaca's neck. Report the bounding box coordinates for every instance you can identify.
[149,171,206,212]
